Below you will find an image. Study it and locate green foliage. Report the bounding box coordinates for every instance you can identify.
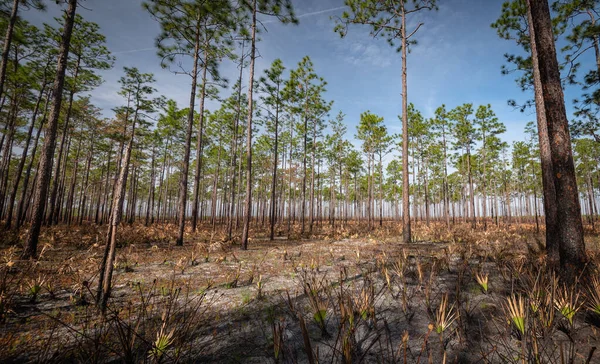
[334,0,438,52]
[143,0,236,77]
[46,14,114,93]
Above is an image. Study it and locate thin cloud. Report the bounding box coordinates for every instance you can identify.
[341,41,394,68]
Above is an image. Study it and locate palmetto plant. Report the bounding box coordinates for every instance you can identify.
[586,276,600,315]
[301,270,330,337]
[435,293,457,364]
[148,325,174,363]
[435,293,457,334]
[27,275,46,302]
[475,271,489,293]
[554,286,583,325]
[505,294,526,336]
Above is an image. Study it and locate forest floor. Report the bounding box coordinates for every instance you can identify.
[1,221,600,363]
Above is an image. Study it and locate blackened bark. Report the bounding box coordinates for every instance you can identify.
[526,0,560,266]
[528,0,586,279]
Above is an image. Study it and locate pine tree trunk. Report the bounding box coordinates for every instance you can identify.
[22,0,77,259]
[77,137,94,225]
[0,95,19,219]
[98,120,136,312]
[4,84,46,229]
[49,55,80,226]
[379,153,383,227]
[401,3,411,242]
[528,0,586,279]
[97,104,138,312]
[17,96,49,229]
[309,120,316,233]
[286,120,294,233]
[301,85,309,236]
[145,145,156,226]
[226,43,245,240]
[192,44,209,232]
[526,0,560,265]
[65,136,82,225]
[424,156,430,226]
[481,132,488,230]
[241,0,256,250]
[0,0,19,100]
[211,137,222,230]
[269,83,280,240]
[467,147,476,229]
[176,22,201,246]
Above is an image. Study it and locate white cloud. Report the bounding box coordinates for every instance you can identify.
[340,40,395,68]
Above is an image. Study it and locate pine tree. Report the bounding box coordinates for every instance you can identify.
[450,103,478,229]
[334,0,437,243]
[527,0,586,280]
[257,59,286,240]
[432,105,452,227]
[493,0,559,263]
[474,104,505,230]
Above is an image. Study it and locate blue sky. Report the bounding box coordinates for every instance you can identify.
[22,0,594,154]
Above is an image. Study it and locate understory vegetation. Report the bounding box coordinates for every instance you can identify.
[1,222,600,363]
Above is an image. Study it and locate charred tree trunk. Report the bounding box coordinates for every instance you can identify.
[526,0,560,265]
[528,0,586,279]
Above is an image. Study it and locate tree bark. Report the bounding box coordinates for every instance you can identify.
[226,42,245,240]
[401,3,411,244]
[48,54,80,226]
[528,0,586,279]
[191,43,209,232]
[269,82,280,240]
[466,147,476,229]
[145,145,156,226]
[176,20,201,246]
[22,0,77,259]
[241,0,256,250]
[0,0,19,100]
[98,114,137,312]
[526,0,560,265]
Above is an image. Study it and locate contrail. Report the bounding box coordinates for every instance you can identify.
[296,5,347,18]
[112,47,155,55]
[263,5,347,23]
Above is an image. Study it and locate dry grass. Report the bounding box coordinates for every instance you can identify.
[0,220,598,362]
